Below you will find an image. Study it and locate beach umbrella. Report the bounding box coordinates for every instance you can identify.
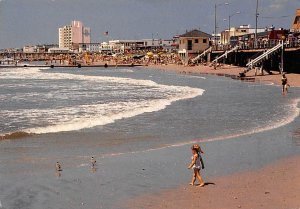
[146,52,154,57]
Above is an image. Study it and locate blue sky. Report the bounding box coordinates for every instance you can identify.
[0,0,299,48]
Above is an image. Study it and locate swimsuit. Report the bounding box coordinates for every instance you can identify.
[192,155,201,170]
[282,78,287,86]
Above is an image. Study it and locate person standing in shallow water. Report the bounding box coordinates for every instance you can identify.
[281,73,289,94]
[188,145,205,187]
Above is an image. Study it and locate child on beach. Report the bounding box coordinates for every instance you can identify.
[188,144,205,187]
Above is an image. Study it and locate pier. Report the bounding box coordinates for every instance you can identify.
[207,41,300,73]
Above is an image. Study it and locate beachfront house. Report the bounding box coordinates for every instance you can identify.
[178,29,211,63]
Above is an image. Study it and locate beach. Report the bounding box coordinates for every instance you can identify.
[123,64,300,209]
[1,0,300,208]
[0,66,300,209]
[128,155,300,209]
[143,64,300,87]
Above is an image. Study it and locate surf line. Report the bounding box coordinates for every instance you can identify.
[4,98,300,165]
[95,98,300,159]
[0,131,35,140]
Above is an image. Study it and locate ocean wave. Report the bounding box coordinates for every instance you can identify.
[28,90,203,134]
[0,67,162,86]
[0,67,204,136]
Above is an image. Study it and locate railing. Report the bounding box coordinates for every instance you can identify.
[212,45,239,63]
[246,42,283,70]
[191,47,212,63]
[233,40,300,50]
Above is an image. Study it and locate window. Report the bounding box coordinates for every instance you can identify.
[195,39,199,43]
[203,39,207,43]
[188,40,193,50]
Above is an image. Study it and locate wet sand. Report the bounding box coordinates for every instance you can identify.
[143,64,300,87]
[127,155,300,209]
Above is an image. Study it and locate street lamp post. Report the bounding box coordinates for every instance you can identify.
[214,2,229,50]
[255,0,259,48]
[281,36,285,74]
[228,12,240,44]
[214,4,217,50]
[228,12,240,33]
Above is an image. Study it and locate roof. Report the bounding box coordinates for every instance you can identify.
[48,48,70,51]
[180,29,212,38]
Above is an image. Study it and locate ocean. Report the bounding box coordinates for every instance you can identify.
[0,67,300,209]
[0,67,203,135]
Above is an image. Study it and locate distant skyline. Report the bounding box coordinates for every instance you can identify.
[0,0,299,48]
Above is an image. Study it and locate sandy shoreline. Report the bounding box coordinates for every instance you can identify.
[126,64,300,209]
[127,155,300,209]
[142,64,300,87]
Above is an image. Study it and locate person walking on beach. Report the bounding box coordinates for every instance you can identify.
[281,73,289,94]
[188,144,205,187]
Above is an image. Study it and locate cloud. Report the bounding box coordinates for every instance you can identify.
[267,0,292,12]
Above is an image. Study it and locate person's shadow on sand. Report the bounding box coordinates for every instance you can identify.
[194,182,216,187]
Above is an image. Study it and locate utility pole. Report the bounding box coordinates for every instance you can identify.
[215,2,229,50]
[255,0,259,48]
[281,40,284,74]
[215,3,217,50]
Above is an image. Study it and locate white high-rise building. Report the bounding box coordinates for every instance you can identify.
[58,21,91,49]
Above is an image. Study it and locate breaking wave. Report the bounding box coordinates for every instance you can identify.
[0,67,204,137]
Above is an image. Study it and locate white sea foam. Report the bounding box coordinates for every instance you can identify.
[25,92,202,134]
[188,75,207,80]
[0,67,204,135]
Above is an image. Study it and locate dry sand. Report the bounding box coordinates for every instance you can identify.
[143,64,300,87]
[127,155,300,209]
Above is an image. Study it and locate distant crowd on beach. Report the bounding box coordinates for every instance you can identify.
[41,50,184,67]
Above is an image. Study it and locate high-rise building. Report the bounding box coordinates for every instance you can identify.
[58,21,91,50]
[292,9,300,32]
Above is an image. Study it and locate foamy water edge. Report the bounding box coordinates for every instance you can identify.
[93,98,300,159]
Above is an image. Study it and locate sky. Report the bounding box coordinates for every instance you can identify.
[0,0,299,48]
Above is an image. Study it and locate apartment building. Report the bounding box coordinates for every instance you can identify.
[59,21,91,50]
